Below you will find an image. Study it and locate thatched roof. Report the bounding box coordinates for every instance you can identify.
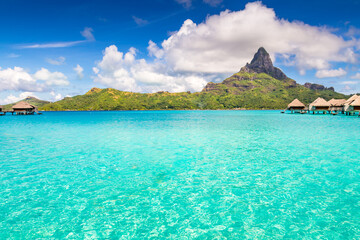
[328,98,346,107]
[12,101,36,110]
[350,97,360,106]
[345,95,359,104]
[309,97,330,107]
[287,99,305,108]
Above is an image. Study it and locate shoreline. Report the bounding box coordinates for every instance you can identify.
[38,109,283,112]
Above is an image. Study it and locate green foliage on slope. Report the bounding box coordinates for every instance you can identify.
[2,97,51,111]
[40,72,347,111]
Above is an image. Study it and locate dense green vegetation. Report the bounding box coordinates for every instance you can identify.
[40,71,347,111]
[2,97,50,111]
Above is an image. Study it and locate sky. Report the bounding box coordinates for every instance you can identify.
[0,0,360,103]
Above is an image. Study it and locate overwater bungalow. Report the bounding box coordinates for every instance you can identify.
[12,101,36,115]
[350,97,360,115]
[344,95,359,114]
[328,98,346,114]
[309,97,330,114]
[287,99,306,113]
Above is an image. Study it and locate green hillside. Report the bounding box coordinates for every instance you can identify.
[200,71,346,109]
[40,47,348,111]
[40,72,346,111]
[2,97,50,111]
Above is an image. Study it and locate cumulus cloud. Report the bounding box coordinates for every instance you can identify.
[0,92,37,104]
[33,68,69,86]
[93,45,208,92]
[46,56,66,65]
[0,67,69,92]
[0,67,41,92]
[50,91,63,101]
[74,64,84,79]
[315,68,347,78]
[132,16,148,26]
[148,40,164,59]
[351,73,360,79]
[92,2,359,93]
[158,2,357,74]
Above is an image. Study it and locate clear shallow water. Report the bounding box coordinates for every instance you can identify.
[1,110,360,239]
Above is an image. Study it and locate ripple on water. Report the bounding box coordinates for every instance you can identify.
[0,111,360,238]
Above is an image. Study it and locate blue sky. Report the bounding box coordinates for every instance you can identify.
[1,0,360,103]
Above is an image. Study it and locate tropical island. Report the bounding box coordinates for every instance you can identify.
[8,48,348,111]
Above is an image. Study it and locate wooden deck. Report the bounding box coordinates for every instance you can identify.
[0,110,42,115]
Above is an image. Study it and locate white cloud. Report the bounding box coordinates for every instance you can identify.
[81,27,95,41]
[157,2,357,74]
[92,2,360,93]
[19,41,85,49]
[74,64,84,79]
[0,67,41,92]
[175,0,192,8]
[92,67,99,74]
[203,0,223,7]
[148,40,164,59]
[315,68,347,78]
[346,26,360,37]
[341,85,355,92]
[351,73,360,79]
[0,92,37,104]
[0,66,70,93]
[19,27,95,49]
[340,81,357,85]
[93,45,208,92]
[132,16,148,26]
[124,47,137,63]
[50,91,63,101]
[33,68,69,86]
[46,56,66,65]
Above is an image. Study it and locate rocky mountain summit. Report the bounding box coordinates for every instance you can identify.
[304,82,334,92]
[240,47,288,80]
[40,47,346,111]
[202,47,295,94]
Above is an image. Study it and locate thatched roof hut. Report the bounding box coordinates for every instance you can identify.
[328,98,346,112]
[12,101,36,113]
[344,95,359,112]
[288,99,305,108]
[0,105,2,112]
[328,99,346,107]
[287,99,306,112]
[345,94,359,105]
[350,97,360,111]
[309,97,330,112]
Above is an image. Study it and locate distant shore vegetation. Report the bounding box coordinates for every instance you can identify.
[39,72,346,111]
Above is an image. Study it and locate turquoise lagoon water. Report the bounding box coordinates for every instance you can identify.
[1,110,360,239]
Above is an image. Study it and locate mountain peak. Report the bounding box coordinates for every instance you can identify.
[241,47,287,80]
[249,47,273,67]
[24,96,39,100]
[86,87,102,95]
